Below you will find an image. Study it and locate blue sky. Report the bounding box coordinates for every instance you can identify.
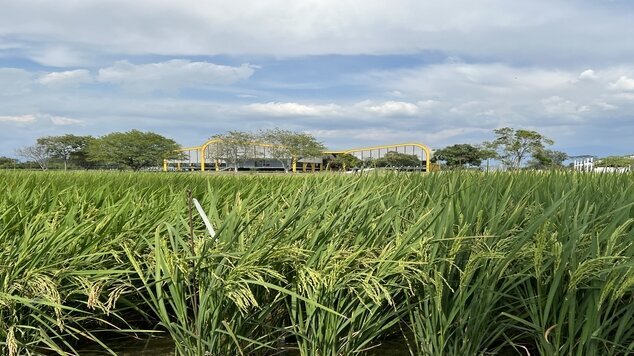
[1,0,633,157]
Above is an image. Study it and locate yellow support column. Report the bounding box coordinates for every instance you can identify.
[302,163,307,172]
[163,159,167,172]
[214,159,219,172]
[319,163,323,172]
[311,163,315,172]
[177,162,181,171]
[422,146,431,173]
[200,148,205,172]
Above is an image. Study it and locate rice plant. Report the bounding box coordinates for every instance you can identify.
[0,170,632,355]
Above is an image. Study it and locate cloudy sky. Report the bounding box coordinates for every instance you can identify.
[1,0,633,157]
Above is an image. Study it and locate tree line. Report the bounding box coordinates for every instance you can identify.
[208,129,424,172]
[5,128,329,172]
[8,131,180,171]
[5,128,426,172]
[433,127,570,170]
[2,126,631,171]
[208,129,325,172]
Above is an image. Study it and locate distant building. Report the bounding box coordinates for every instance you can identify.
[571,155,632,173]
[164,140,432,172]
[571,155,595,172]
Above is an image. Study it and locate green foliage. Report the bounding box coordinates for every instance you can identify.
[528,149,568,169]
[208,131,256,172]
[87,130,180,170]
[0,156,18,168]
[328,153,362,170]
[0,171,633,355]
[487,127,554,169]
[260,128,326,172]
[433,144,484,168]
[14,144,51,170]
[596,155,634,168]
[37,134,93,170]
[374,151,421,167]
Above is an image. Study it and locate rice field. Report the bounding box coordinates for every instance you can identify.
[0,170,633,355]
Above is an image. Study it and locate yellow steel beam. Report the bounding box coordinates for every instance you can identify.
[199,138,283,172]
[333,142,432,172]
[175,145,202,152]
[170,140,432,173]
[200,147,205,172]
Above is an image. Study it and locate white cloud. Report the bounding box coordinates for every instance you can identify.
[27,46,95,67]
[38,69,93,87]
[356,100,419,116]
[416,100,438,109]
[0,113,81,126]
[362,62,579,104]
[596,101,617,110]
[1,59,634,158]
[541,96,587,117]
[0,114,36,123]
[422,127,491,143]
[609,76,634,91]
[97,60,255,92]
[245,102,342,116]
[313,128,413,142]
[49,115,83,125]
[245,100,431,118]
[579,69,597,81]
[0,1,632,65]
[312,126,492,149]
[357,62,634,128]
[449,101,482,115]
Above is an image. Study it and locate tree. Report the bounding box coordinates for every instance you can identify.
[209,131,256,172]
[328,154,362,171]
[15,144,51,170]
[432,144,483,169]
[476,144,498,172]
[486,127,554,169]
[374,151,421,168]
[0,156,18,169]
[595,156,634,168]
[87,130,181,170]
[260,128,326,173]
[37,134,92,170]
[528,149,568,170]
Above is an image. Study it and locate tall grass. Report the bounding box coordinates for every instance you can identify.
[0,171,632,355]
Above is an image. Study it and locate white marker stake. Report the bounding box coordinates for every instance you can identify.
[192,198,216,238]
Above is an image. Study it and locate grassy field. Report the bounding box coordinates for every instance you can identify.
[0,171,633,355]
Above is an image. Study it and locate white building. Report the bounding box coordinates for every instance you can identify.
[572,155,595,172]
[571,155,632,173]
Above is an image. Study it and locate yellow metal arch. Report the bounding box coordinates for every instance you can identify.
[326,142,432,172]
[164,139,290,172]
[164,140,432,173]
[199,139,221,172]
[199,139,283,172]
